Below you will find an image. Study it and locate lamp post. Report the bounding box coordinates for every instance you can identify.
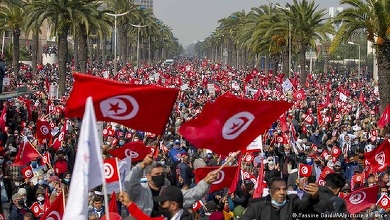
[130,24,148,68]
[348,41,361,78]
[105,11,130,75]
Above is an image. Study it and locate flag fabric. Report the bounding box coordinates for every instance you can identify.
[104,158,120,183]
[40,192,65,220]
[192,200,204,212]
[63,97,105,220]
[30,202,44,217]
[108,191,118,213]
[320,166,334,179]
[282,78,293,92]
[65,73,179,135]
[358,91,365,104]
[331,146,341,158]
[40,152,51,166]
[292,89,306,101]
[36,119,53,139]
[179,92,292,155]
[0,103,6,132]
[229,154,242,194]
[108,141,151,161]
[377,194,390,210]
[378,104,390,128]
[344,185,379,214]
[22,166,34,179]
[106,157,132,194]
[13,138,41,166]
[318,93,330,110]
[51,125,66,151]
[339,92,348,102]
[298,164,312,177]
[194,166,237,193]
[252,163,265,199]
[364,140,390,173]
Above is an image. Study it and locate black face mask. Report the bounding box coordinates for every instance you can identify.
[158,206,171,218]
[17,200,24,206]
[152,175,165,188]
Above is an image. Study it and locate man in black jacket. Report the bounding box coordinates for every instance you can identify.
[312,173,346,214]
[241,177,319,220]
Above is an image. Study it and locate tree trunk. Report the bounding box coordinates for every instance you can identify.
[96,37,101,64]
[102,34,107,65]
[12,28,20,76]
[118,25,127,64]
[282,49,289,76]
[73,33,79,71]
[377,41,390,113]
[57,25,69,96]
[78,24,88,73]
[300,44,307,88]
[31,28,39,74]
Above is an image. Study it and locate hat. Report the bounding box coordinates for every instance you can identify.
[174,139,180,144]
[233,205,245,219]
[18,188,27,195]
[152,186,183,204]
[334,161,341,166]
[205,201,218,212]
[12,193,20,201]
[36,188,44,195]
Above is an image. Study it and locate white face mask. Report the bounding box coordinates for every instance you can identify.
[37,196,44,202]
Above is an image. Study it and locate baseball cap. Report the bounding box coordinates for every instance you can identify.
[174,139,180,144]
[152,186,183,204]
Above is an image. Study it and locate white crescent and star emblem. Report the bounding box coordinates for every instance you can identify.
[222,112,255,140]
[213,171,225,185]
[104,162,115,179]
[46,211,61,220]
[301,166,308,175]
[25,170,32,178]
[318,179,325,186]
[100,95,139,120]
[382,198,388,206]
[349,192,366,205]
[296,93,302,99]
[40,125,49,135]
[124,149,139,158]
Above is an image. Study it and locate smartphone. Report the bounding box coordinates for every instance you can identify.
[307,176,316,184]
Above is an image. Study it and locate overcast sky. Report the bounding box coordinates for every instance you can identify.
[154,0,342,47]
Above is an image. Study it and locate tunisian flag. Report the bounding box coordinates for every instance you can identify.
[194,166,237,193]
[108,141,151,161]
[364,140,390,172]
[40,192,64,220]
[344,185,379,214]
[292,89,306,101]
[179,92,292,155]
[378,104,390,128]
[65,73,179,135]
[36,119,53,139]
[103,158,120,183]
[298,164,312,177]
[13,138,41,166]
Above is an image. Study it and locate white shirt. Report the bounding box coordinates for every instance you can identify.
[171,209,184,220]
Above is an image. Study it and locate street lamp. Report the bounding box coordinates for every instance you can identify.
[130,24,148,68]
[348,41,361,78]
[105,11,130,75]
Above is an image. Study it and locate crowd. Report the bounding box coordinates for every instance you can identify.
[0,55,388,220]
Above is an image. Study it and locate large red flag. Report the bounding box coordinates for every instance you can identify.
[40,191,64,220]
[194,166,237,193]
[65,73,179,134]
[318,93,330,110]
[252,163,265,199]
[344,185,379,214]
[229,154,242,194]
[320,166,334,179]
[0,103,7,133]
[364,140,390,172]
[22,166,34,179]
[279,114,289,133]
[13,138,41,166]
[36,119,53,139]
[104,158,120,183]
[378,104,390,128]
[179,92,292,155]
[108,141,151,161]
[30,202,44,217]
[358,91,365,105]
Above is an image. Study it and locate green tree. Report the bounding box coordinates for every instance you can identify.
[331,0,390,112]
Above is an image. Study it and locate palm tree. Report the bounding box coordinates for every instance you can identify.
[331,0,390,112]
[25,0,105,95]
[284,0,333,87]
[0,1,25,76]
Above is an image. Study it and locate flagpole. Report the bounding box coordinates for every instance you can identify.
[215,150,240,173]
[102,174,111,220]
[116,158,122,193]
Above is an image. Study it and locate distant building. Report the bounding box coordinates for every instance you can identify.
[329,7,343,32]
[134,0,153,11]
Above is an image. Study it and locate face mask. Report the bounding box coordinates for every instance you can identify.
[0,159,4,164]
[381,192,388,196]
[38,180,44,185]
[17,200,24,206]
[158,206,171,218]
[31,161,38,168]
[271,199,286,207]
[15,182,20,187]
[369,183,374,187]
[119,141,125,146]
[169,142,173,146]
[64,179,70,183]
[160,161,165,166]
[314,133,319,136]
[175,146,181,150]
[151,175,165,188]
[318,149,323,153]
[306,159,313,165]
[354,141,359,145]
[284,151,290,156]
[37,196,44,202]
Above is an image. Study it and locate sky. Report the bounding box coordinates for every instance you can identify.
[154,0,342,47]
